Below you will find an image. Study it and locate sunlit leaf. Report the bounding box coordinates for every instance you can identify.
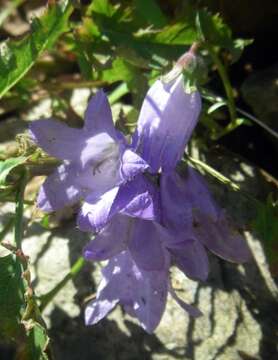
[0,0,73,98]
[0,157,26,186]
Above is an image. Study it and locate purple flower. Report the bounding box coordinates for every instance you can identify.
[160,166,252,280]
[29,90,149,213]
[82,214,170,271]
[134,73,201,173]
[85,250,201,333]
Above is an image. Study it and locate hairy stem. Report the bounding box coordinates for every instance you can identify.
[14,170,28,249]
[206,44,237,133]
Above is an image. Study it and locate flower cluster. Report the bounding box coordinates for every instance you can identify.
[30,50,251,333]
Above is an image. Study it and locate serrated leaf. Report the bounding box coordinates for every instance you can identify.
[0,156,26,186]
[0,254,25,340]
[196,9,252,60]
[91,13,187,68]
[196,10,233,48]
[0,1,73,99]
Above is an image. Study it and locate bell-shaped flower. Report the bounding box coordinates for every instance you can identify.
[160,166,252,279]
[29,90,149,212]
[134,53,201,173]
[85,250,201,333]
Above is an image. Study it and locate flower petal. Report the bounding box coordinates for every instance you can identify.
[85,297,119,325]
[135,75,201,172]
[168,238,209,281]
[194,210,252,263]
[78,186,120,232]
[85,250,169,332]
[78,175,160,232]
[161,171,193,231]
[30,119,84,161]
[83,215,129,261]
[84,90,117,139]
[37,163,81,212]
[134,266,168,333]
[161,168,219,231]
[128,220,169,271]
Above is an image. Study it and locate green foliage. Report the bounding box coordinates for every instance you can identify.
[0,157,26,186]
[196,9,252,61]
[24,322,49,360]
[0,255,25,340]
[253,196,278,265]
[0,0,73,98]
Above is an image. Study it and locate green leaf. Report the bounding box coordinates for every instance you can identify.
[24,322,49,360]
[196,9,252,61]
[0,254,25,340]
[133,0,168,28]
[142,22,197,45]
[196,10,233,48]
[253,195,278,265]
[91,12,187,68]
[0,156,26,186]
[88,0,116,17]
[0,0,73,99]
[207,101,227,114]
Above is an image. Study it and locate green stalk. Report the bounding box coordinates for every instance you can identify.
[206,44,237,135]
[40,256,86,311]
[14,169,28,249]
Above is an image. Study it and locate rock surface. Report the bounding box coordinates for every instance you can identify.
[0,96,277,359]
[0,148,272,360]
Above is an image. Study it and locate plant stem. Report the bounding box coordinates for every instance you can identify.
[14,169,28,249]
[206,44,237,133]
[186,155,261,206]
[39,256,86,311]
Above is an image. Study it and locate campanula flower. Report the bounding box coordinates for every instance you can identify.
[30,90,149,213]
[85,250,201,333]
[134,55,201,173]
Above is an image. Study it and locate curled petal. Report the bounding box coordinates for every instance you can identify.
[78,187,120,232]
[37,163,81,212]
[78,175,160,232]
[120,148,149,181]
[135,75,201,172]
